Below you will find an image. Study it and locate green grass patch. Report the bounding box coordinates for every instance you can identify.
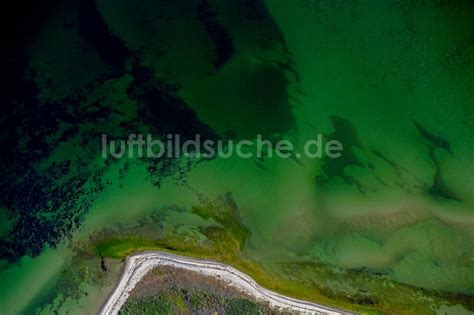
[120,296,173,315]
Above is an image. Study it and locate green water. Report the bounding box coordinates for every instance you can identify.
[1,0,473,314]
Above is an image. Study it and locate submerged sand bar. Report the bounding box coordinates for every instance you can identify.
[100,251,348,315]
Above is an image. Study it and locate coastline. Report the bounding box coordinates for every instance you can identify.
[99,251,349,315]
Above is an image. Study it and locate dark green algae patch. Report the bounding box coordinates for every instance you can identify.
[0,0,294,264]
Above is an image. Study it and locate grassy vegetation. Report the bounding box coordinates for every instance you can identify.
[120,296,173,315]
[120,295,275,315]
[226,298,266,315]
[119,280,280,315]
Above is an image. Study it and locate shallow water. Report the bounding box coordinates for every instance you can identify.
[1,0,473,313]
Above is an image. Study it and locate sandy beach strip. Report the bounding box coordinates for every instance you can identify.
[100,251,350,315]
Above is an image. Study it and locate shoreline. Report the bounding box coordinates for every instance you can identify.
[99,251,349,315]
